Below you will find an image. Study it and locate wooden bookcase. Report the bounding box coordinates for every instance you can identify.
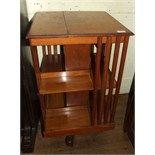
[26,11,134,142]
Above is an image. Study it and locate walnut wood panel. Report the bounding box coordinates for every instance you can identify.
[41,54,64,72]
[64,44,91,108]
[45,106,91,130]
[39,70,93,94]
[41,70,90,79]
[27,12,67,38]
[64,44,91,70]
[66,91,89,107]
[27,11,133,39]
[64,11,132,36]
[45,94,65,109]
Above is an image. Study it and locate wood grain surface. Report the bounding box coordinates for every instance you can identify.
[27,11,133,39]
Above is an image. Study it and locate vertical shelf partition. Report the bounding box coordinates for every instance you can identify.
[26,11,134,138]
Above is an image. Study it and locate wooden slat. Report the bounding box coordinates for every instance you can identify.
[98,36,112,124]
[104,36,121,123]
[92,36,102,125]
[42,45,46,56]
[54,45,57,55]
[110,36,129,123]
[45,94,65,109]
[47,45,52,55]
[91,53,117,89]
[30,46,40,88]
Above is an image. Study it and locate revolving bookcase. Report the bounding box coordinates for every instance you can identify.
[26,11,134,144]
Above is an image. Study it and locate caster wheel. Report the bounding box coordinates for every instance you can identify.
[65,135,74,146]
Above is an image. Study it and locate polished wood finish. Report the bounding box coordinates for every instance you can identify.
[27,11,133,39]
[91,53,117,90]
[27,12,67,38]
[66,91,88,107]
[64,44,91,71]
[29,36,126,46]
[45,94,65,109]
[45,106,91,131]
[26,11,133,140]
[92,37,102,125]
[39,70,93,94]
[41,54,63,72]
[64,44,90,108]
[98,36,112,124]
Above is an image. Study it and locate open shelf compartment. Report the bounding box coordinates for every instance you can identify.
[45,105,91,131]
[39,70,93,94]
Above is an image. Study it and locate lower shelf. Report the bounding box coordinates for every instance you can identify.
[43,123,115,137]
[45,106,91,131]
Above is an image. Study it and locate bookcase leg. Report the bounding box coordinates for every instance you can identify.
[65,135,74,146]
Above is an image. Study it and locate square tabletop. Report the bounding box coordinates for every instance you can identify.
[26,11,133,39]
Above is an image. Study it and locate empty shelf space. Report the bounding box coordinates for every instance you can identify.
[39,70,93,94]
[45,94,65,109]
[40,54,64,72]
[45,106,91,131]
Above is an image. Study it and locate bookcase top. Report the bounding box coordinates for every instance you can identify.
[27,11,133,39]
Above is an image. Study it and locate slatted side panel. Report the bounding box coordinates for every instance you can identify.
[98,35,129,124]
[104,36,121,123]
[110,36,129,122]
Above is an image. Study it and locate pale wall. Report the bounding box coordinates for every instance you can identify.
[25,0,135,93]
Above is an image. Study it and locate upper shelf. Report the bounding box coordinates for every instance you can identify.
[26,11,134,39]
